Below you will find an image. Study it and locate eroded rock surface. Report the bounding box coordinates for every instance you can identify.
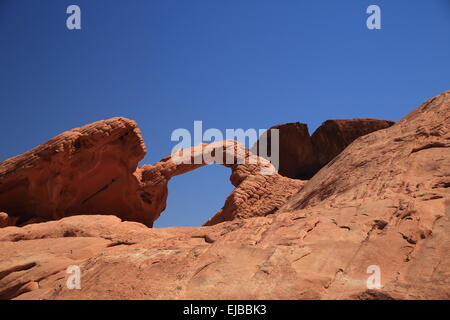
[0,91,448,300]
[0,118,158,227]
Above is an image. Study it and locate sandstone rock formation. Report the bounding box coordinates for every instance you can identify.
[311,118,395,169]
[255,122,317,179]
[0,90,448,300]
[256,118,395,179]
[138,140,305,226]
[0,123,303,227]
[0,118,158,227]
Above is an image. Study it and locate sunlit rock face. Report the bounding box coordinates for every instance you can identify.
[0,91,448,300]
[0,117,157,226]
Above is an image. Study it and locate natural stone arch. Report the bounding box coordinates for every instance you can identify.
[138,140,305,226]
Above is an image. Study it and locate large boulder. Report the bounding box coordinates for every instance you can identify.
[0,118,164,227]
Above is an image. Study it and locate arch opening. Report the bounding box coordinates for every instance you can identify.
[153,164,234,227]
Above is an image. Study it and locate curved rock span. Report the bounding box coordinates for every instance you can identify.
[139,141,305,226]
[0,90,448,300]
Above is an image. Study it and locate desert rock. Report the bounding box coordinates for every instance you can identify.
[255,122,316,179]
[0,124,304,227]
[0,117,158,226]
[0,212,17,228]
[257,118,394,179]
[0,91,448,300]
[311,118,395,169]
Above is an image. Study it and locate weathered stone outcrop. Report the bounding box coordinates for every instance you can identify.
[0,91,448,300]
[255,122,317,179]
[311,118,396,169]
[0,125,304,227]
[257,118,395,179]
[0,118,158,227]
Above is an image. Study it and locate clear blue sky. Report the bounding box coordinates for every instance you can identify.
[1,1,449,227]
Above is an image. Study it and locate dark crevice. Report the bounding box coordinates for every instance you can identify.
[107,241,137,247]
[0,262,37,280]
[81,177,119,204]
[411,142,448,153]
[191,235,215,244]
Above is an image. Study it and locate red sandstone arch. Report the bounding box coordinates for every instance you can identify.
[0,120,303,227]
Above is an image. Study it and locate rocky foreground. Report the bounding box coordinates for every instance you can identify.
[0,91,448,299]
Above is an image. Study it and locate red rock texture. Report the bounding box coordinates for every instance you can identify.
[255,122,317,179]
[311,118,396,169]
[0,118,158,227]
[257,118,394,179]
[0,90,448,300]
[0,213,17,228]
